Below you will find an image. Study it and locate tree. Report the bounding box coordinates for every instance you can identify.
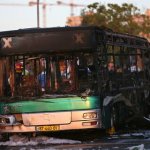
[81,3,150,36]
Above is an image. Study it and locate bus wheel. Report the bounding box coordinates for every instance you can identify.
[111,102,128,131]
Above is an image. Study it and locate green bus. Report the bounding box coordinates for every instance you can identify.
[0,26,149,133]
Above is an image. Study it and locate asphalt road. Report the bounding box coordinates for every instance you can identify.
[0,130,150,150]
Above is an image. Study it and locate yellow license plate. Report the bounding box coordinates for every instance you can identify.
[36,125,60,131]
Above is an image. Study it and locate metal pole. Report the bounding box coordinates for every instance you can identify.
[70,0,74,16]
[43,0,46,27]
[37,0,40,27]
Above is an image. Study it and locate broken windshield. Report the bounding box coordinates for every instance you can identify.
[0,52,98,99]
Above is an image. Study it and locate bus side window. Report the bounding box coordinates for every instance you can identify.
[136,49,144,72]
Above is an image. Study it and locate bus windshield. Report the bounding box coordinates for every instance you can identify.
[0,53,97,98]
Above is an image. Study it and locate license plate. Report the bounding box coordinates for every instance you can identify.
[36,125,60,131]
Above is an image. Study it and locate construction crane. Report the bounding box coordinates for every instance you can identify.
[57,0,86,16]
[29,0,56,28]
[29,0,86,27]
[0,3,28,7]
[0,1,86,27]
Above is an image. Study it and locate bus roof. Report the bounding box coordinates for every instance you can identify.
[0,26,149,56]
[0,26,102,36]
[0,26,101,56]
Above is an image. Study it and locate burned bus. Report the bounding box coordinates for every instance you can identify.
[0,26,149,133]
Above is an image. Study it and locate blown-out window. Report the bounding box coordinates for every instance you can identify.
[106,45,144,73]
[0,52,98,98]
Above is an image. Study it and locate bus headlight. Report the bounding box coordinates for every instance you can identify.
[0,115,20,126]
[83,112,97,119]
[0,117,10,124]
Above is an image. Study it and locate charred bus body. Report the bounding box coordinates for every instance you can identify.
[0,26,149,133]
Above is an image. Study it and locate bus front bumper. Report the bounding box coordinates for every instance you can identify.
[0,120,101,133]
[0,109,102,133]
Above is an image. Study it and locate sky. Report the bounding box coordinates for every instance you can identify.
[0,0,150,32]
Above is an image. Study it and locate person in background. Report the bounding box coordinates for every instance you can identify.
[8,69,15,96]
[108,62,115,72]
[15,60,23,86]
[130,63,137,72]
[24,62,34,76]
[14,60,23,95]
[38,69,46,94]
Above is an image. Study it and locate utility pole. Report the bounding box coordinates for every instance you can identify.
[37,0,40,27]
[70,0,74,16]
[29,0,55,28]
[42,0,46,28]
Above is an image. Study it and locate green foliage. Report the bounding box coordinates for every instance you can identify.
[81,3,150,36]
